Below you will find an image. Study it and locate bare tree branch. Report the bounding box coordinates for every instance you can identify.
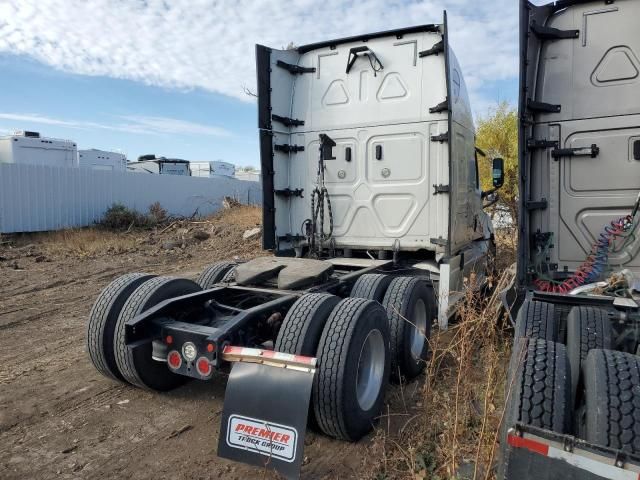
[242,84,257,98]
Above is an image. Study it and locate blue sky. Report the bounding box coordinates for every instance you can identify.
[0,0,520,168]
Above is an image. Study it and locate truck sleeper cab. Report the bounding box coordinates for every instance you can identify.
[501,1,640,478]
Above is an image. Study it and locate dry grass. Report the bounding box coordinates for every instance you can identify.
[494,228,517,272]
[0,205,263,259]
[33,229,139,256]
[367,233,516,480]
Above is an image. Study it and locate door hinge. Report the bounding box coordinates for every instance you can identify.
[272,114,304,127]
[530,22,579,41]
[274,144,305,153]
[419,40,444,57]
[551,144,600,159]
[430,237,448,247]
[276,60,316,75]
[526,138,559,150]
[429,97,450,114]
[274,188,304,198]
[526,199,548,211]
[433,184,450,195]
[527,99,561,114]
[431,132,449,143]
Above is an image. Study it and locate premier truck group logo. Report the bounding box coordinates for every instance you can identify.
[226,415,297,463]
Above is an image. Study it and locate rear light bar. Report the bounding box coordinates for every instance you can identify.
[222,346,316,373]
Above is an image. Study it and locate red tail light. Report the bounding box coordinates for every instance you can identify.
[167,350,182,370]
[196,357,212,377]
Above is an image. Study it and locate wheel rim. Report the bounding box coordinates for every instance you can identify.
[410,299,427,360]
[356,329,385,411]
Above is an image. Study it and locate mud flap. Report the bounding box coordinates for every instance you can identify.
[217,347,316,480]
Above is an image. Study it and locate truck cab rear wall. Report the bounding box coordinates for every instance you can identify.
[257,14,483,257]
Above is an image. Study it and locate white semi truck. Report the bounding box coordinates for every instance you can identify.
[85,14,502,479]
[499,1,640,479]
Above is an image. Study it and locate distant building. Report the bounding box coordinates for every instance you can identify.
[78,149,127,171]
[191,160,236,178]
[0,131,78,167]
[127,154,191,176]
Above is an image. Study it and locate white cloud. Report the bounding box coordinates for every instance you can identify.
[0,0,518,113]
[0,112,232,137]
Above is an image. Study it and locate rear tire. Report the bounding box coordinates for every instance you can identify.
[313,297,390,441]
[275,293,340,429]
[220,266,237,283]
[350,274,392,303]
[87,273,155,382]
[502,338,571,444]
[514,299,557,343]
[275,293,340,356]
[196,262,236,289]
[566,306,612,404]
[114,276,202,391]
[382,277,435,382]
[584,349,640,454]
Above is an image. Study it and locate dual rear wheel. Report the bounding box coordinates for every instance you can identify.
[87,268,436,441]
[506,300,640,455]
[275,274,435,440]
[87,273,202,391]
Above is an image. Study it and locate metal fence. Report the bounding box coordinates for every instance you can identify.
[0,163,262,233]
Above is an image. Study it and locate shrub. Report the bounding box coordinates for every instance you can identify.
[99,204,150,230]
[148,201,168,224]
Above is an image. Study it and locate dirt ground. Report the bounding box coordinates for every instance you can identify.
[0,206,431,480]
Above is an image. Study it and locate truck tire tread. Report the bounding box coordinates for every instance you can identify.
[275,293,340,355]
[514,299,557,342]
[87,273,154,382]
[584,349,640,454]
[114,276,201,391]
[196,262,236,289]
[567,306,612,403]
[505,338,571,434]
[350,274,392,303]
[382,276,434,382]
[313,297,390,441]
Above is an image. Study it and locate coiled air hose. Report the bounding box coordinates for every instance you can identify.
[535,193,640,293]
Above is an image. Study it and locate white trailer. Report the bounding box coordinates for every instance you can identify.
[127,156,191,176]
[235,170,261,182]
[78,149,127,171]
[0,131,77,167]
[190,160,236,178]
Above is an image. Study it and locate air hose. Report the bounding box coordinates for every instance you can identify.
[306,137,334,257]
[535,193,640,293]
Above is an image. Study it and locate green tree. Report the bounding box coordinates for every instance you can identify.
[476,101,519,223]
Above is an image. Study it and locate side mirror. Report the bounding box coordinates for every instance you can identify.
[492,157,505,189]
